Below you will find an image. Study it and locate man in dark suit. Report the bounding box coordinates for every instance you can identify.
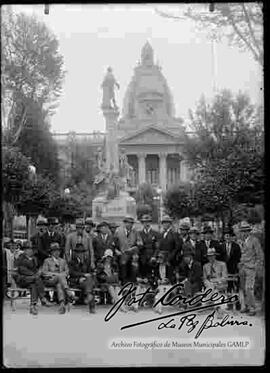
[221,227,241,310]
[16,241,51,315]
[178,221,191,244]
[197,225,223,265]
[158,215,183,267]
[92,221,114,265]
[31,217,50,268]
[188,227,205,264]
[44,217,65,258]
[176,244,203,296]
[138,214,159,278]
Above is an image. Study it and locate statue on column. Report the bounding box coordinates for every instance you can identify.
[101,67,120,110]
[94,147,108,187]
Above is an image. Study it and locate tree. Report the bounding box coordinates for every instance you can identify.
[155,3,263,66]
[1,8,65,143]
[163,184,198,219]
[135,183,158,221]
[185,90,264,227]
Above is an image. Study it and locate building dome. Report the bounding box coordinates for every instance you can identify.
[122,42,175,120]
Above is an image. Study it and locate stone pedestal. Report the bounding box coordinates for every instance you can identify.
[92,190,136,224]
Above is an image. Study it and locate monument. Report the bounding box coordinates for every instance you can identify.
[92,67,137,223]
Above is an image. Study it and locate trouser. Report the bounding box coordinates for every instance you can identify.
[70,276,95,296]
[154,284,171,313]
[227,273,241,309]
[204,280,227,312]
[183,280,201,297]
[239,267,256,311]
[119,252,131,284]
[18,275,45,305]
[43,274,71,303]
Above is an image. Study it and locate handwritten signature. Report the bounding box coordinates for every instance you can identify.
[104,283,251,336]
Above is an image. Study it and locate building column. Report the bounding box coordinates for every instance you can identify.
[138,153,146,185]
[180,159,188,182]
[159,152,167,191]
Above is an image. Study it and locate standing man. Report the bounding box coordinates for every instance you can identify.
[65,218,95,267]
[179,222,191,244]
[198,226,223,266]
[238,221,264,316]
[189,227,205,264]
[44,217,65,258]
[69,243,96,314]
[93,221,114,265]
[114,216,142,284]
[158,215,182,268]
[31,217,49,268]
[84,218,96,238]
[139,214,159,278]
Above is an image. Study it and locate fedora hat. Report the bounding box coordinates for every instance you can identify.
[203,225,214,234]
[109,222,119,229]
[223,227,233,235]
[49,242,60,252]
[207,247,217,256]
[190,227,199,234]
[36,217,48,226]
[102,248,113,259]
[75,218,85,227]
[238,221,252,232]
[179,222,191,230]
[161,215,173,223]
[123,216,135,223]
[140,214,152,222]
[47,217,59,225]
[97,221,109,229]
[85,217,95,227]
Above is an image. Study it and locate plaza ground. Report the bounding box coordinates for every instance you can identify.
[3,298,265,367]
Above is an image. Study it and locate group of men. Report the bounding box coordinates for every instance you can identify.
[4,213,264,317]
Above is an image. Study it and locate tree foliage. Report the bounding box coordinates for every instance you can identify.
[163,184,198,219]
[155,3,263,66]
[185,90,264,222]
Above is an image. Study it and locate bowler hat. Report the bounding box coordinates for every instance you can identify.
[203,225,214,234]
[161,215,173,223]
[47,217,59,225]
[75,218,85,227]
[224,227,233,235]
[49,242,60,252]
[238,221,252,232]
[207,247,217,256]
[140,214,152,222]
[74,242,87,252]
[179,222,191,230]
[85,217,95,227]
[109,222,119,229]
[123,216,135,224]
[190,227,199,234]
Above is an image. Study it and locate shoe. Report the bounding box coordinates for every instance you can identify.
[89,300,96,314]
[41,298,52,307]
[30,304,38,315]
[58,303,66,314]
[247,310,256,316]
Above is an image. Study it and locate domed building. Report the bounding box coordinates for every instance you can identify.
[53,42,191,193]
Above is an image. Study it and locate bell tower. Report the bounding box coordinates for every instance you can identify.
[141,41,154,67]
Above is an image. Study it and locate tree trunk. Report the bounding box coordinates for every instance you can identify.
[26,214,30,240]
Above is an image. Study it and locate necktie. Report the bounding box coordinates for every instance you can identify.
[210,263,215,278]
[227,243,231,257]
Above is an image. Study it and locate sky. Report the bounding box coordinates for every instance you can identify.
[9,4,263,134]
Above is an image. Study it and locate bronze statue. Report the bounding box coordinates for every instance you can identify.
[101,67,120,110]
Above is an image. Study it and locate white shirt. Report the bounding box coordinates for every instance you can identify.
[159,264,166,280]
[163,228,172,238]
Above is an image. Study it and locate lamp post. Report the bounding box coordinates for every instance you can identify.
[155,186,163,225]
[27,164,37,239]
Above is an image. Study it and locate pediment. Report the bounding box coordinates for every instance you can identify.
[119,125,180,145]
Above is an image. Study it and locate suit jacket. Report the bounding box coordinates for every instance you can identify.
[42,256,69,278]
[69,257,92,278]
[203,259,227,283]
[125,261,142,283]
[31,233,50,266]
[139,228,159,262]
[16,253,39,277]
[158,228,183,264]
[93,233,115,261]
[114,225,142,254]
[65,231,94,264]
[177,260,202,293]
[220,241,241,274]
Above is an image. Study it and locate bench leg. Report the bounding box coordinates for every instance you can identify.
[11,298,16,312]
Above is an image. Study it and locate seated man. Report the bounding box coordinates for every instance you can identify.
[203,247,228,318]
[68,243,96,314]
[177,244,202,298]
[15,241,51,315]
[41,242,75,314]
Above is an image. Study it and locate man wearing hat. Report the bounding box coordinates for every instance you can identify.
[238,221,264,316]
[84,217,96,238]
[139,214,159,278]
[108,222,119,236]
[16,241,52,315]
[197,225,222,266]
[42,242,75,314]
[43,217,65,258]
[203,247,228,318]
[114,216,143,284]
[65,218,95,267]
[31,217,49,267]
[176,243,203,297]
[158,215,183,267]
[69,242,96,313]
[179,221,191,244]
[93,221,114,265]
